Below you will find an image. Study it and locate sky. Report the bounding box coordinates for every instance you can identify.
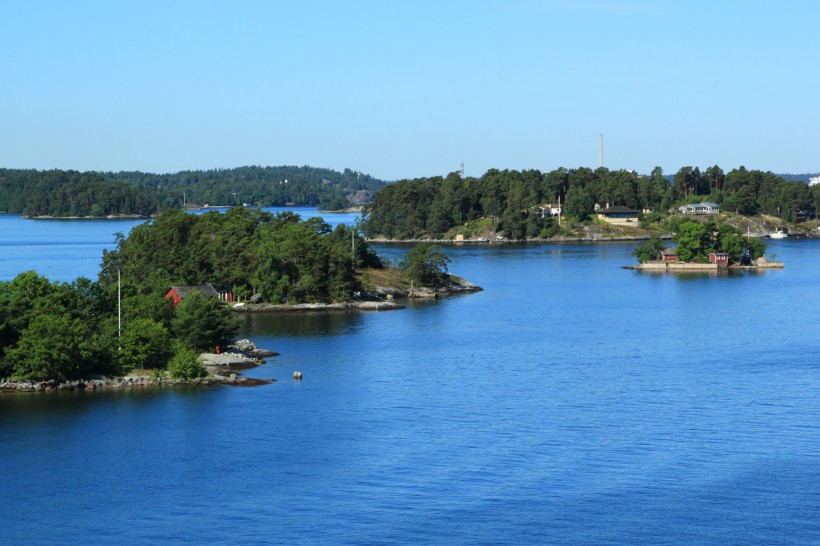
[1,0,818,181]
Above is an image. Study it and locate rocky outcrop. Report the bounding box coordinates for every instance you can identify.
[374,274,482,300]
[231,301,405,312]
[1,340,278,394]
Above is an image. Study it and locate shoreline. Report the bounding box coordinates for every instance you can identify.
[0,340,277,394]
[231,274,483,313]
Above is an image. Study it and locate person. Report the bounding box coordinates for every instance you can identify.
[215,345,220,354]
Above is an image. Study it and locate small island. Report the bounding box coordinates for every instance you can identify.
[625,220,784,271]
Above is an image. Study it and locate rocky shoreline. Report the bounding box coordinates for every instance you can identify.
[232,274,483,312]
[231,300,406,312]
[0,339,276,394]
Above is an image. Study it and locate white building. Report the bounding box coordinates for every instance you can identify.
[679,202,720,215]
[810,176,820,187]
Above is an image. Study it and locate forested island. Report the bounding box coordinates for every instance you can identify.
[629,220,770,268]
[0,208,475,386]
[362,166,820,241]
[0,165,386,217]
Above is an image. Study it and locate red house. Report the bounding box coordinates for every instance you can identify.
[165,284,233,307]
[708,252,730,268]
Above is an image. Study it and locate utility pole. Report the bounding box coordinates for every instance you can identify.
[117,268,121,350]
[351,230,355,272]
[599,132,603,168]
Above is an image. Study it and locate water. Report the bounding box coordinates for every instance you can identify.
[1,213,820,544]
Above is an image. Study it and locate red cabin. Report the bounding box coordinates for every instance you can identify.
[709,252,729,268]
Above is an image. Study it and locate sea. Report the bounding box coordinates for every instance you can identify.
[1,209,819,545]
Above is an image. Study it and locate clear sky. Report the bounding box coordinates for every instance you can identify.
[1,0,818,180]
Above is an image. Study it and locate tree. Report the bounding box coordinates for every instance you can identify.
[7,314,96,381]
[399,244,451,287]
[564,185,593,221]
[632,236,666,263]
[118,318,173,371]
[674,221,708,262]
[171,291,240,352]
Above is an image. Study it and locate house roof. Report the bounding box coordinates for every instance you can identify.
[598,205,638,214]
[660,247,676,256]
[701,202,719,208]
[168,284,219,298]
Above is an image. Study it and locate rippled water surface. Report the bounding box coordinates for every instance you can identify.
[1,213,819,544]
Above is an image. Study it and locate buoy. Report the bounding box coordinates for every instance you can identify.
[293,371,303,380]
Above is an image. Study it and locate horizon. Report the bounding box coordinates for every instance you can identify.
[2,163,819,183]
[2,1,818,181]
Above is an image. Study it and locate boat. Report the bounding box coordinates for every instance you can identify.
[768,227,789,239]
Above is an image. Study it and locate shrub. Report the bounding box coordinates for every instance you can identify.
[167,346,207,380]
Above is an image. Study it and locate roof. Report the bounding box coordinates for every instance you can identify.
[168,284,219,298]
[701,202,719,208]
[660,247,676,256]
[598,205,638,214]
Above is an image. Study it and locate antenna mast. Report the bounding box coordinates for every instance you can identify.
[599,133,603,168]
[460,160,465,179]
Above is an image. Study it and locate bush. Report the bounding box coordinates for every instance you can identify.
[167,346,207,379]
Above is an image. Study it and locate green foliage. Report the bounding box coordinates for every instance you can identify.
[672,220,766,263]
[399,244,451,287]
[118,318,173,372]
[0,169,159,217]
[746,237,767,260]
[0,165,385,217]
[167,345,207,380]
[171,291,240,352]
[674,221,708,262]
[7,314,97,381]
[106,165,385,209]
[362,164,816,241]
[104,208,380,305]
[631,236,666,263]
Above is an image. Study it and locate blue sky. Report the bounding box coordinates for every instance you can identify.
[1,0,818,180]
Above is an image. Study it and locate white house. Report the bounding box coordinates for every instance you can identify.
[539,203,562,218]
[679,202,720,215]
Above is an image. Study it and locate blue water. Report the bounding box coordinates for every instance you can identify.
[1,213,820,544]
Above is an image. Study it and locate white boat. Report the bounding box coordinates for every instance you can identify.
[769,228,789,239]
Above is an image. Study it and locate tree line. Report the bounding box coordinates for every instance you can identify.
[0,165,387,217]
[105,165,386,210]
[0,169,159,217]
[362,166,820,240]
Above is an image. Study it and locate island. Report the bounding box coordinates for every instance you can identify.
[625,220,784,271]
[0,208,480,391]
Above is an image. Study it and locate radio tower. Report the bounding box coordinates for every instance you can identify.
[460,160,465,179]
[599,133,603,168]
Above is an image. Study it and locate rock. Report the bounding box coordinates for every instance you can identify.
[354,301,405,311]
